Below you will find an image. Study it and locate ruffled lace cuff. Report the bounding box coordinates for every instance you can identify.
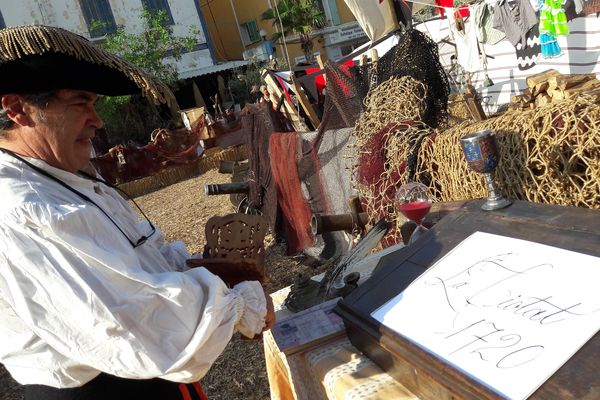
[231,281,267,338]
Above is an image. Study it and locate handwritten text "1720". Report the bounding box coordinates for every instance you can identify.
[440,318,544,369]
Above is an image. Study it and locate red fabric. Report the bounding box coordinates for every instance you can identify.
[356,121,431,248]
[435,1,469,18]
[458,4,470,17]
[193,382,208,400]
[179,384,193,400]
[305,67,325,96]
[276,75,293,104]
[269,132,314,254]
[306,60,354,97]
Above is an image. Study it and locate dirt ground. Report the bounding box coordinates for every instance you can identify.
[0,168,321,400]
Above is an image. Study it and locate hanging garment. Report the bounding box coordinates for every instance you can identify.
[540,0,570,37]
[472,3,506,45]
[448,10,484,73]
[493,0,539,47]
[539,0,563,57]
[573,0,585,14]
[515,23,541,70]
[564,0,579,19]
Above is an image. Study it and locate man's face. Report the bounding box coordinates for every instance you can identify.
[26,90,103,172]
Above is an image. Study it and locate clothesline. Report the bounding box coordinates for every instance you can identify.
[400,0,485,11]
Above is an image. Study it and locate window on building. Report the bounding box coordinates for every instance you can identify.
[79,0,117,38]
[240,20,261,46]
[141,0,174,25]
[316,0,340,26]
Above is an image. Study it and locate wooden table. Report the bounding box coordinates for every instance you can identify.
[264,244,421,400]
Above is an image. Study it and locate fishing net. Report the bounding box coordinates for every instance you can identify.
[370,29,450,129]
[288,29,451,249]
[416,96,600,209]
[243,104,292,232]
[351,76,434,245]
[313,28,449,150]
[348,59,600,248]
[238,29,451,254]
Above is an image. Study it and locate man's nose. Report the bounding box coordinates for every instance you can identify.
[88,107,104,129]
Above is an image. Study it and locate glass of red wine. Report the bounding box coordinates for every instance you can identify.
[395,182,432,245]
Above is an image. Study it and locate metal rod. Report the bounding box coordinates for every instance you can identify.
[205,181,250,196]
[311,213,369,236]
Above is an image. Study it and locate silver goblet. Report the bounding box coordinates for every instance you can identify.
[459,129,512,211]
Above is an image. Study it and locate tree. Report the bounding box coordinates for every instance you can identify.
[93,9,200,146]
[99,8,199,88]
[262,0,326,63]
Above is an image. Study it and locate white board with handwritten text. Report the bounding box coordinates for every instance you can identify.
[372,231,600,400]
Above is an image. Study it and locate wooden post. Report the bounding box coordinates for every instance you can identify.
[359,54,368,66]
[317,54,327,84]
[261,69,308,131]
[369,48,379,63]
[368,49,379,88]
[291,78,320,129]
[463,85,487,121]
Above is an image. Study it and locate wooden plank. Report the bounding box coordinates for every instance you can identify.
[511,94,523,104]
[291,78,321,129]
[261,69,301,123]
[564,79,600,99]
[370,48,379,63]
[463,85,487,121]
[534,93,552,107]
[547,73,596,92]
[526,69,560,95]
[316,54,327,84]
[522,87,533,102]
[581,87,600,102]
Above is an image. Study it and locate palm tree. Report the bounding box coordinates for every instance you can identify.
[262,0,326,63]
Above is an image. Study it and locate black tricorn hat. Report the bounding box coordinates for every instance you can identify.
[0,25,176,107]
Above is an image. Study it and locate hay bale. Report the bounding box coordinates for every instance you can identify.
[118,145,248,198]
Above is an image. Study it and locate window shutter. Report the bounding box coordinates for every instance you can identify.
[141,0,174,25]
[325,0,340,26]
[247,20,260,43]
[79,0,116,38]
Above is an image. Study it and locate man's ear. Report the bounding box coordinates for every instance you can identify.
[1,95,35,127]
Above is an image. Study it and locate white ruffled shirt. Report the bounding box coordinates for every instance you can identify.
[0,152,267,388]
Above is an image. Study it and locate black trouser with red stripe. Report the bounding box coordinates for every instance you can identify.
[24,373,207,400]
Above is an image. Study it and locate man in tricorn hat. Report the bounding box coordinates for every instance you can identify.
[0,25,274,399]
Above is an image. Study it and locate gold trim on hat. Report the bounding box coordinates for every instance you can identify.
[0,25,177,108]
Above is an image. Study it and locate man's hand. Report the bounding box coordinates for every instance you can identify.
[263,289,276,331]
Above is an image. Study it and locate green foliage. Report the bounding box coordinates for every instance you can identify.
[227,57,265,106]
[92,9,200,147]
[94,95,167,145]
[262,0,326,62]
[227,56,289,107]
[96,9,199,87]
